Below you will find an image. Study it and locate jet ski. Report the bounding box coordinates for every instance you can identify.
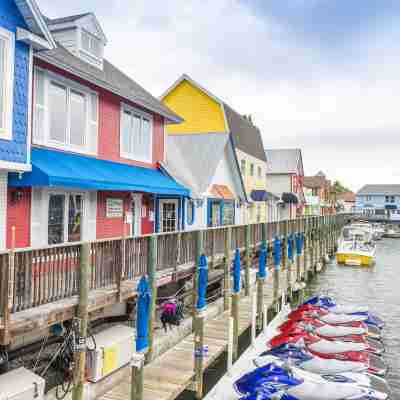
[304,296,384,329]
[252,357,391,395]
[233,363,388,400]
[277,323,384,355]
[254,344,368,375]
[279,315,381,340]
[269,329,383,356]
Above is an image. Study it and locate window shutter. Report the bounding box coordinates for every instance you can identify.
[84,191,97,241]
[88,93,98,154]
[33,69,46,144]
[31,188,46,248]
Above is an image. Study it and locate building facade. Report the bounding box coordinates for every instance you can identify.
[356,184,400,221]
[7,11,189,249]
[265,148,305,220]
[161,74,267,225]
[0,0,55,249]
[303,172,333,216]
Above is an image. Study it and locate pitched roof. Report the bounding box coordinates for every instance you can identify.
[265,148,304,175]
[15,0,56,48]
[43,13,91,25]
[357,184,400,196]
[161,133,246,199]
[303,175,327,189]
[223,104,266,161]
[337,191,356,202]
[35,45,182,123]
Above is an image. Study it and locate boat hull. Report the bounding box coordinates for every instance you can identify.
[336,252,374,266]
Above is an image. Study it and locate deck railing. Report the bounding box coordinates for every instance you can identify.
[1,215,349,318]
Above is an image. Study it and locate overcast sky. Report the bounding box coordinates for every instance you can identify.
[39,0,400,191]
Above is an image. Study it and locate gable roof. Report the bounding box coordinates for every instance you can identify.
[161,74,266,160]
[161,133,246,200]
[43,13,91,25]
[265,148,304,175]
[303,175,327,189]
[357,184,400,196]
[337,191,356,202]
[35,45,182,123]
[15,0,56,48]
[223,104,266,161]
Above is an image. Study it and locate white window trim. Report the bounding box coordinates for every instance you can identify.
[120,102,153,164]
[34,67,98,155]
[47,190,85,246]
[0,27,15,141]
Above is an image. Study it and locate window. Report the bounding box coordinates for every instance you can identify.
[48,193,83,245]
[120,104,153,162]
[366,195,372,201]
[256,204,261,222]
[250,163,254,176]
[0,27,14,140]
[222,201,234,225]
[187,199,195,225]
[33,69,98,154]
[160,200,178,232]
[257,166,262,178]
[241,159,246,175]
[385,195,395,203]
[81,30,101,58]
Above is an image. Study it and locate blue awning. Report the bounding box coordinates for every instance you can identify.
[281,192,299,204]
[8,148,190,196]
[385,204,397,210]
[250,190,268,202]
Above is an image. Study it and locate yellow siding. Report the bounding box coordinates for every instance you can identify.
[237,149,268,224]
[163,80,227,134]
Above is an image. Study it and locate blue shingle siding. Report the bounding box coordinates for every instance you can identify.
[0,0,30,165]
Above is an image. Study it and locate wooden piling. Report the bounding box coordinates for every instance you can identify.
[244,224,251,296]
[224,227,232,311]
[194,312,205,399]
[231,292,240,361]
[257,223,267,329]
[131,354,145,400]
[72,242,90,400]
[147,235,157,361]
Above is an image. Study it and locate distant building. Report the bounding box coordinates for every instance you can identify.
[303,172,335,216]
[356,184,400,221]
[337,191,356,213]
[265,148,305,220]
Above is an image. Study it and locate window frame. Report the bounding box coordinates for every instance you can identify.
[120,102,153,163]
[257,166,262,178]
[241,159,246,175]
[80,29,102,60]
[33,67,98,155]
[47,191,85,246]
[250,163,254,176]
[187,199,195,225]
[0,27,15,141]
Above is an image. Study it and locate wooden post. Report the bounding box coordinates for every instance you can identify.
[231,291,240,361]
[72,242,90,400]
[257,223,267,329]
[227,316,234,376]
[193,229,205,399]
[131,354,145,400]
[244,224,252,297]
[119,224,127,302]
[251,291,257,347]
[194,311,205,399]
[224,227,232,311]
[146,235,157,361]
[273,223,280,305]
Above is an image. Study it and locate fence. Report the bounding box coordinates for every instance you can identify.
[1,215,348,319]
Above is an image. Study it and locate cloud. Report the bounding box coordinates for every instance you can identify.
[37,0,400,191]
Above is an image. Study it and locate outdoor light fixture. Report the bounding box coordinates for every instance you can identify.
[11,188,23,204]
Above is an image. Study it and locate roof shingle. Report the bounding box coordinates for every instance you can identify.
[265,148,303,175]
[357,184,400,196]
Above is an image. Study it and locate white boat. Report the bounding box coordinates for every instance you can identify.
[336,226,375,267]
[383,224,400,238]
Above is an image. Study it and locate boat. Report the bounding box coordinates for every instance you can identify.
[336,226,375,266]
[372,223,385,240]
[383,224,400,238]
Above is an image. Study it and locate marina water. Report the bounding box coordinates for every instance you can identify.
[179,237,400,399]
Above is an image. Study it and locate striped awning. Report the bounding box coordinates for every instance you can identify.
[210,184,235,200]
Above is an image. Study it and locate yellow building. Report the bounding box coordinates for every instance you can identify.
[161,74,268,223]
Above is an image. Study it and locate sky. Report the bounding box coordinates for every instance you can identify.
[38,0,400,191]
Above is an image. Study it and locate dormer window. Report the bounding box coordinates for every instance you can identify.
[81,30,101,59]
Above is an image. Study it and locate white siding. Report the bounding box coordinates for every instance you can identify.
[266,174,291,196]
[0,172,7,250]
[52,29,78,55]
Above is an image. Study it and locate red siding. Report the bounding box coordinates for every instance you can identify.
[96,191,131,239]
[6,188,31,248]
[34,59,166,168]
[141,194,155,235]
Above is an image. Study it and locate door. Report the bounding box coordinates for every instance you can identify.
[130,194,142,236]
[159,199,179,232]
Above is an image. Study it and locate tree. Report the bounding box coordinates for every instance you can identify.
[332,180,350,194]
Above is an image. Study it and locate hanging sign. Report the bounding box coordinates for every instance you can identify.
[106,198,123,218]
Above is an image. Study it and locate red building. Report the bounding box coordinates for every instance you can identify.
[8,12,189,249]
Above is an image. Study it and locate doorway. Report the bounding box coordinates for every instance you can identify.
[159,199,179,232]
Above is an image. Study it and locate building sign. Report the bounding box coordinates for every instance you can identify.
[106,198,123,218]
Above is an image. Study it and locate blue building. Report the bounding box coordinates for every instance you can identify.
[0,0,55,248]
[356,184,400,221]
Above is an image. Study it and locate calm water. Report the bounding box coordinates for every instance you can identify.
[179,238,400,399]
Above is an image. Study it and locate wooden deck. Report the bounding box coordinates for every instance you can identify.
[99,272,283,400]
